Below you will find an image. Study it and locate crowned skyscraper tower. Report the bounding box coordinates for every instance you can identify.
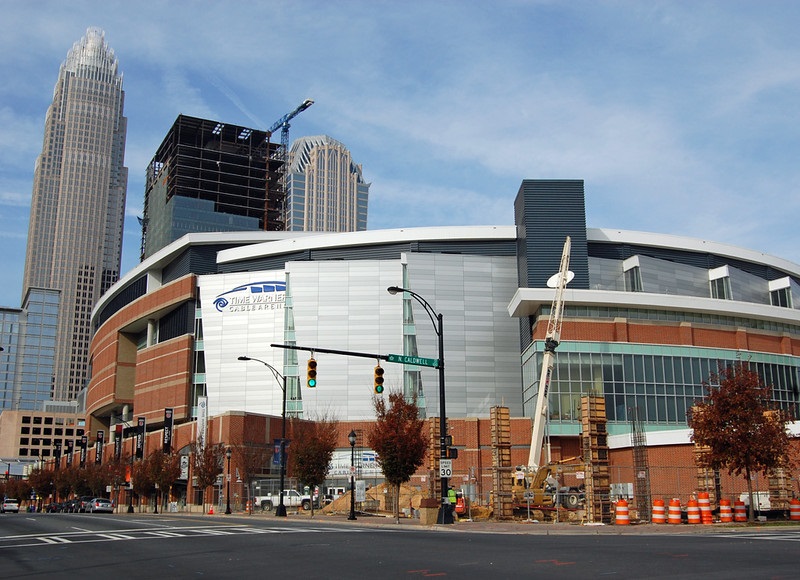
[286,136,369,232]
[22,28,128,401]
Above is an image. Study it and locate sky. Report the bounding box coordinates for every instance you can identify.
[1,1,800,308]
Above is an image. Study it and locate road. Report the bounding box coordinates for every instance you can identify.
[1,512,799,578]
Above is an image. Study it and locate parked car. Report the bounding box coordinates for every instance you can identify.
[44,502,64,513]
[86,498,113,513]
[63,498,81,513]
[77,496,95,513]
[2,498,20,513]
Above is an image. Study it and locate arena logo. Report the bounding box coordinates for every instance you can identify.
[213,281,286,313]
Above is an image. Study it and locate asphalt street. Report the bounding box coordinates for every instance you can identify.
[1,510,799,579]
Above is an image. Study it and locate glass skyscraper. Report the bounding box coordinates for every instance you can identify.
[287,135,369,232]
[21,28,128,402]
[0,289,58,411]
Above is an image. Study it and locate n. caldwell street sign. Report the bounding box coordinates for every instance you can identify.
[387,354,439,368]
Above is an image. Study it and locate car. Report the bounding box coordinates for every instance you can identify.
[77,496,95,513]
[2,499,20,513]
[45,502,66,513]
[63,498,81,513]
[86,498,113,513]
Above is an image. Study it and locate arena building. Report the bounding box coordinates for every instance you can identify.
[82,179,800,508]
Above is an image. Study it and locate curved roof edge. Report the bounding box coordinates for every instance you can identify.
[93,231,323,317]
[217,225,518,265]
[508,287,800,325]
[589,228,800,278]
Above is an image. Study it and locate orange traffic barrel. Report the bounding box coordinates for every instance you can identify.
[719,499,733,523]
[734,500,747,522]
[698,492,712,524]
[668,498,682,524]
[687,499,701,524]
[651,499,666,524]
[790,498,800,521]
[615,499,630,525]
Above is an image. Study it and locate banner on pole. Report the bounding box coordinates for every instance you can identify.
[163,408,174,454]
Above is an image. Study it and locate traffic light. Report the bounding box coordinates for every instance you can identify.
[374,365,385,394]
[307,358,317,387]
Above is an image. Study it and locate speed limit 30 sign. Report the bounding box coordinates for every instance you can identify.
[439,459,453,478]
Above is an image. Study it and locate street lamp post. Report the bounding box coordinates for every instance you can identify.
[112,419,134,513]
[225,447,232,515]
[238,355,288,517]
[347,430,357,521]
[387,286,453,524]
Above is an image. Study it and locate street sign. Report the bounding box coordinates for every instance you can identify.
[387,354,439,368]
[440,459,453,478]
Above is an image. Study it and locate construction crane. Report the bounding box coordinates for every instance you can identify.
[528,236,574,471]
[266,99,314,230]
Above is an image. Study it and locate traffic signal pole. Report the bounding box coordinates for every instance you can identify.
[271,343,390,362]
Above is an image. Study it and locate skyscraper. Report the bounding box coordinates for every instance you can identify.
[286,135,369,232]
[21,28,128,401]
[140,115,278,260]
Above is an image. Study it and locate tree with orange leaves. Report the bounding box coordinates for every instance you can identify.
[689,361,793,522]
[367,392,428,522]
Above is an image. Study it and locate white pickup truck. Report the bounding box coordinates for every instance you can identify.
[254,489,315,512]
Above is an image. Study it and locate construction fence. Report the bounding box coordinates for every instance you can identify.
[438,464,799,517]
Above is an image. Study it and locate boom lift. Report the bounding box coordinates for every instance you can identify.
[528,236,573,470]
[505,236,585,514]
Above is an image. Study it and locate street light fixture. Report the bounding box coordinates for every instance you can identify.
[225,447,232,515]
[387,285,453,524]
[238,355,288,517]
[347,430,357,521]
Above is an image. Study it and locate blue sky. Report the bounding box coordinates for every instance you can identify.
[2,1,800,307]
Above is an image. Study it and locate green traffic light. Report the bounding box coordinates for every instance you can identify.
[308,378,317,388]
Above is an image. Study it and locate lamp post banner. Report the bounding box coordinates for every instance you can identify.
[66,439,73,466]
[114,424,123,461]
[197,396,208,450]
[136,417,146,459]
[54,440,62,468]
[163,408,174,454]
[79,435,88,467]
[95,430,104,465]
[273,439,281,465]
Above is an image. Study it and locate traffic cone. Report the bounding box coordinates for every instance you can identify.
[615,499,630,525]
[790,498,800,521]
[208,505,214,515]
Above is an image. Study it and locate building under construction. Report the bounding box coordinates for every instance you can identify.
[141,115,283,260]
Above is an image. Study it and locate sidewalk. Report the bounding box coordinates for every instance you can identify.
[196,507,797,535]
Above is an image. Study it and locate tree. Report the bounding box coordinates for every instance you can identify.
[367,392,428,522]
[103,455,130,508]
[27,467,55,508]
[148,449,181,512]
[689,361,794,522]
[54,466,79,501]
[83,463,109,497]
[131,457,155,511]
[289,414,339,517]
[232,423,272,514]
[192,442,225,511]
